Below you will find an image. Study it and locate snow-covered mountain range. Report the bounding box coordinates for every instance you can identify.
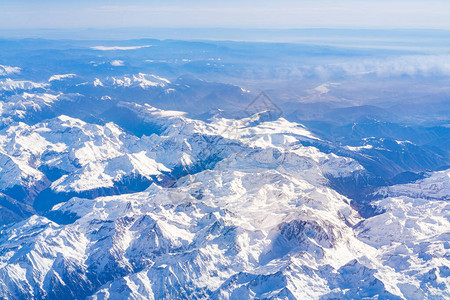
[0,99,448,299]
[0,38,449,299]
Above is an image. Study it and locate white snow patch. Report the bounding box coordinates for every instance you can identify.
[310,82,340,95]
[94,78,104,87]
[48,74,76,82]
[91,45,151,51]
[344,145,373,151]
[110,60,125,66]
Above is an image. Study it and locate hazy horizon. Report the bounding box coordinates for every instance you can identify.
[2,0,450,30]
[2,27,450,54]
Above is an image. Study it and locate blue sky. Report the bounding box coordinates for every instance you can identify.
[1,0,450,29]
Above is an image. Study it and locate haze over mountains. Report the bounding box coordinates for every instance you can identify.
[0,36,448,299]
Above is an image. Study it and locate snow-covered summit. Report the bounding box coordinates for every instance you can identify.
[100,73,171,89]
[0,78,48,92]
[0,65,21,76]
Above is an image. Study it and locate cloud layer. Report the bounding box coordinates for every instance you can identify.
[310,55,450,78]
